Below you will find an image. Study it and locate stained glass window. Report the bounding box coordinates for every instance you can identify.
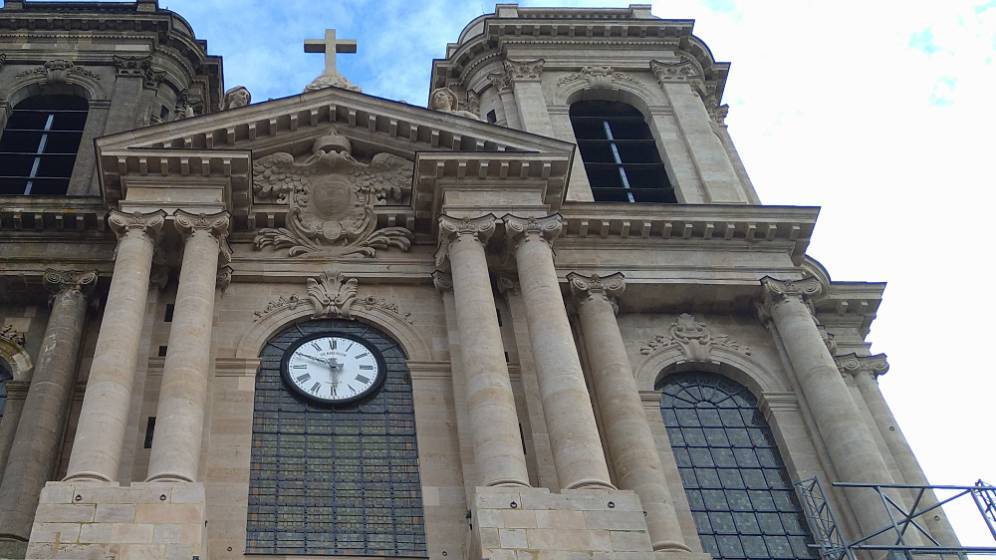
[246,319,427,557]
[659,373,814,560]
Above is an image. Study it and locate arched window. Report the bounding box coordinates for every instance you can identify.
[570,100,675,203]
[247,319,426,557]
[0,95,88,196]
[658,373,814,560]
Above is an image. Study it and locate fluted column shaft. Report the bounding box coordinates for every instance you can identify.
[569,273,689,554]
[0,271,95,540]
[846,361,960,546]
[146,210,229,482]
[439,215,529,487]
[505,215,612,490]
[66,210,165,482]
[761,277,898,538]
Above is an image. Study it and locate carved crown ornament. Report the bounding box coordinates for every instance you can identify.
[253,271,413,325]
[251,127,414,258]
[15,59,100,84]
[639,313,751,362]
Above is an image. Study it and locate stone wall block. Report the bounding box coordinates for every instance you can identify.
[481,527,501,548]
[536,510,586,529]
[610,530,653,552]
[38,483,76,504]
[503,509,538,528]
[134,503,202,524]
[500,528,528,548]
[29,521,83,543]
[583,511,647,531]
[477,508,505,528]
[526,528,592,551]
[33,503,95,523]
[95,503,136,523]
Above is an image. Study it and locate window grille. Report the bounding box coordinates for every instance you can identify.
[247,319,427,557]
[570,100,675,203]
[659,372,814,560]
[0,95,88,196]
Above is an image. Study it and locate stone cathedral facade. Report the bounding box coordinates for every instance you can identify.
[0,2,960,560]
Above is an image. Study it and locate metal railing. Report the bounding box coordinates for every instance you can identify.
[794,478,996,560]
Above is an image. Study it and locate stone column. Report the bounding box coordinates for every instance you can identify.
[438,215,530,488]
[568,272,690,554]
[0,270,96,540]
[146,210,229,483]
[760,277,899,537]
[504,215,613,491]
[65,210,165,482]
[838,354,961,547]
[488,72,520,129]
[504,59,554,137]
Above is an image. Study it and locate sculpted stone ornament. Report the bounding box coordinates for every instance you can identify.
[43,269,97,299]
[503,214,563,249]
[488,71,513,94]
[252,127,414,257]
[557,66,636,89]
[253,295,307,322]
[107,209,167,241]
[223,85,251,109]
[649,57,701,84]
[1,324,25,348]
[429,87,481,120]
[435,214,498,269]
[305,72,361,93]
[504,58,545,81]
[307,271,359,319]
[835,353,889,378]
[639,313,751,361]
[16,59,100,84]
[174,210,231,242]
[431,270,453,292]
[567,272,625,307]
[760,276,823,304]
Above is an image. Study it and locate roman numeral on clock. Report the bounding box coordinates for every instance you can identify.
[359,365,374,370]
[355,352,369,359]
[311,342,321,352]
[355,375,370,384]
[296,373,311,382]
[310,382,320,393]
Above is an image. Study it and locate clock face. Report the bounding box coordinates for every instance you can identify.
[281,333,384,405]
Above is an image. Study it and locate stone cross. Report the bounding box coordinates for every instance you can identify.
[304,29,357,76]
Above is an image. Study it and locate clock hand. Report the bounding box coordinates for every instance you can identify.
[298,353,330,366]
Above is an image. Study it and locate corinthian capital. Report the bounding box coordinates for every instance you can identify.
[438,214,498,245]
[504,58,545,81]
[43,269,97,298]
[567,272,625,307]
[503,214,563,249]
[107,209,167,241]
[835,353,889,380]
[760,276,823,304]
[173,210,231,241]
[489,71,513,93]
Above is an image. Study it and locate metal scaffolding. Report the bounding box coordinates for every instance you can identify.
[794,478,996,560]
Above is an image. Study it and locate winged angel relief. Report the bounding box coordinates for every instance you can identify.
[252,127,413,257]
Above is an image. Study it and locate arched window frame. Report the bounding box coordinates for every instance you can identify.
[0,93,89,196]
[657,372,815,560]
[569,99,676,203]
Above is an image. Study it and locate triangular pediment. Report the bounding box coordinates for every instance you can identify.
[95,86,575,236]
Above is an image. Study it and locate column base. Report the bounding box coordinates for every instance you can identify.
[472,486,666,560]
[26,480,206,560]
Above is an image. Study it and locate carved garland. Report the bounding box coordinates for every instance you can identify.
[557,66,636,89]
[639,313,751,361]
[16,59,100,83]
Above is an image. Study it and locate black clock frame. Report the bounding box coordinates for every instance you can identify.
[279,331,387,406]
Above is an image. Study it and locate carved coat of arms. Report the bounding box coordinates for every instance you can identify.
[253,127,413,257]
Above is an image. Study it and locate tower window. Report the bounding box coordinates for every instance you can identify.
[0,95,88,196]
[659,373,815,560]
[570,100,675,203]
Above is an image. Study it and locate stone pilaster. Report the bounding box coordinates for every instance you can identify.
[837,353,960,546]
[504,215,613,491]
[66,210,166,482]
[146,210,230,483]
[503,58,554,136]
[488,70,521,129]
[0,270,96,541]
[569,272,690,555]
[437,215,530,488]
[760,277,900,538]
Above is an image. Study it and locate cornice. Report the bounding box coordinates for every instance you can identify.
[0,196,108,234]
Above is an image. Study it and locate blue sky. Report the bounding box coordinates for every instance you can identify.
[48,0,996,545]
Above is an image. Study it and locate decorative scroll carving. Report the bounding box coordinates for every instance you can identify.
[17,59,100,84]
[557,66,636,89]
[1,324,25,347]
[567,272,625,307]
[503,214,563,248]
[174,210,231,241]
[107,209,166,241]
[835,353,889,378]
[223,85,251,110]
[649,58,701,84]
[355,295,414,324]
[43,269,97,298]
[489,71,513,93]
[307,271,359,319]
[253,127,413,257]
[639,313,751,361]
[435,214,498,269]
[253,295,307,321]
[504,58,545,81]
[760,276,823,302]
[112,55,164,89]
[429,87,481,120]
